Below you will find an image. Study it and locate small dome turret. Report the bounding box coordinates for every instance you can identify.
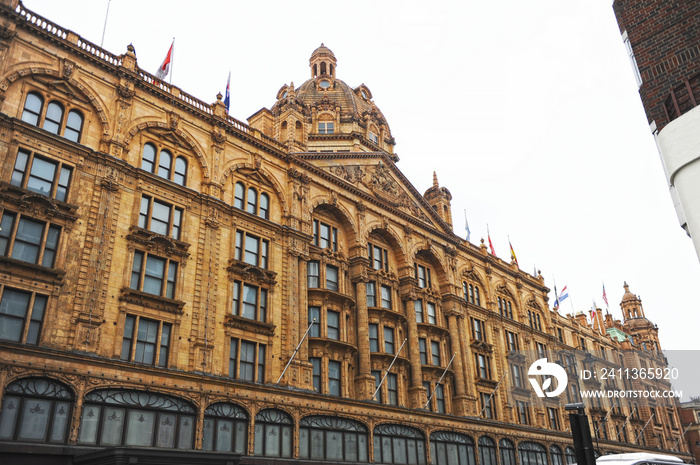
[310,43,337,79]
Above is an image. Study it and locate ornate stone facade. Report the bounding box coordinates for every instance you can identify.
[0,1,689,464]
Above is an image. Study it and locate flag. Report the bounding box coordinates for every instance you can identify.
[590,301,597,321]
[509,239,518,266]
[558,285,569,303]
[464,210,471,242]
[602,283,609,308]
[224,71,231,112]
[487,225,496,256]
[156,41,173,80]
[553,285,560,311]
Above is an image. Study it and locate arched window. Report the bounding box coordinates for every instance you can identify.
[374,424,426,465]
[21,92,44,125]
[519,441,548,465]
[299,415,369,462]
[202,402,248,453]
[430,431,474,465]
[233,181,271,219]
[259,193,270,220]
[462,282,481,307]
[247,187,258,214]
[141,143,156,173]
[253,409,292,458]
[174,156,187,186]
[43,101,64,134]
[550,445,564,465]
[158,150,172,180]
[234,182,245,209]
[500,439,517,465]
[479,436,497,465]
[564,447,576,464]
[0,377,73,443]
[77,389,195,449]
[64,110,84,142]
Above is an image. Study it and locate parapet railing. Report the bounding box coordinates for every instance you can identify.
[12,1,286,153]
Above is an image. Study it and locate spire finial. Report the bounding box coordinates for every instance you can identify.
[433,171,438,188]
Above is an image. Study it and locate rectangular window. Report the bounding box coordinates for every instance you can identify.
[435,384,445,414]
[415,264,431,289]
[130,251,178,299]
[121,315,171,367]
[372,370,383,403]
[232,281,267,322]
[419,338,427,365]
[481,393,496,419]
[427,302,437,324]
[307,261,320,288]
[367,243,389,271]
[308,306,321,337]
[234,231,269,268]
[313,220,337,251]
[380,285,392,310]
[506,331,519,351]
[557,328,564,343]
[311,357,321,392]
[431,340,441,366]
[369,324,379,352]
[328,360,341,396]
[366,282,376,307]
[548,407,560,430]
[475,354,491,379]
[536,342,547,359]
[229,338,265,382]
[138,195,183,239]
[318,122,334,134]
[368,132,379,144]
[511,364,523,388]
[414,299,424,323]
[326,265,339,291]
[472,318,484,341]
[517,400,530,425]
[387,373,398,406]
[11,149,73,202]
[384,326,395,354]
[0,212,61,268]
[0,287,47,345]
[423,381,433,411]
[327,310,340,340]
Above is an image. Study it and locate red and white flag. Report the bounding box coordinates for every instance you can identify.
[156,41,173,80]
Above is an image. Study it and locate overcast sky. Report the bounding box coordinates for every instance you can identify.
[22,1,700,396]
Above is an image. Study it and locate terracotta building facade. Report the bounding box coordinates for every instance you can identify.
[0,1,689,464]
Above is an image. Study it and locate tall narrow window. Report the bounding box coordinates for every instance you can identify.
[414,299,424,323]
[311,357,321,392]
[623,31,643,87]
[419,338,427,365]
[308,261,320,288]
[427,302,437,324]
[313,220,337,251]
[246,187,258,214]
[327,310,340,340]
[381,285,392,310]
[234,182,245,209]
[328,360,341,396]
[259,193,270,219]
[21,92,43,125]
[43,102,64,134]
[366,282,376,307]
[308,307,320,337]
[431,340,441,366]
[158,150,172,180]
[387,373,398,406]
[174,156,187,186]
[384,327,395,354]
[369,324,379,352]
[326,265,339,291]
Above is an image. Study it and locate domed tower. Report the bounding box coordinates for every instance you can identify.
[423,172,453,229]
[249,45,396,155]
[620,282,662,351]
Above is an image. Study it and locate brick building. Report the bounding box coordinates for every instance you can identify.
[612,0,700,262]
[0,1,690,464]
[679,398,700,463]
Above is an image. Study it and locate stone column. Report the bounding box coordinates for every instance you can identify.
[404,298,426,409]
[353,278,375,399]
[446,312,468,415]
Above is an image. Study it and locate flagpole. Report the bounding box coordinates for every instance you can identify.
[276,318,316,385]
[100,0,111,48]
[614,407,636,441]
[635,413,654,445]
[671,423,692,451]
[478,370,507,418]
[424,353,455,409]
[372,339,407,401]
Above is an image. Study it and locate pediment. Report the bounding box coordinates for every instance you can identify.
[322,159,446,230]
[33,76,88,104]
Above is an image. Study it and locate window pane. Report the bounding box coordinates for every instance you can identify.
[265,424,280,456]
[241,284,257,319]
[143,255,166,295]
[18,399,51,440]
[174,157,187,186]
[0,288,30,342]
[158,150,172,179]
[12,217,43,264]
[259,193,269,219]
[150,200,171,235]
[156,413,176,448]
[216,419,234,452]
[142,144,156,172]
[43,102,63,134]
[65,110,83,142]
[78,405,100,444]
[244,235,259,266]
[178,415,194,449]
[100,407,124,445]
[327,429,343,460]
[202,418,214,450]
[26,295,47,345]
[126,410,155,446]
[11,151,28,187]
[21,93,43,125]
[234,183,245,209]
[327,310,339,340]
[247,188,257,214]
[0,396,20,439]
